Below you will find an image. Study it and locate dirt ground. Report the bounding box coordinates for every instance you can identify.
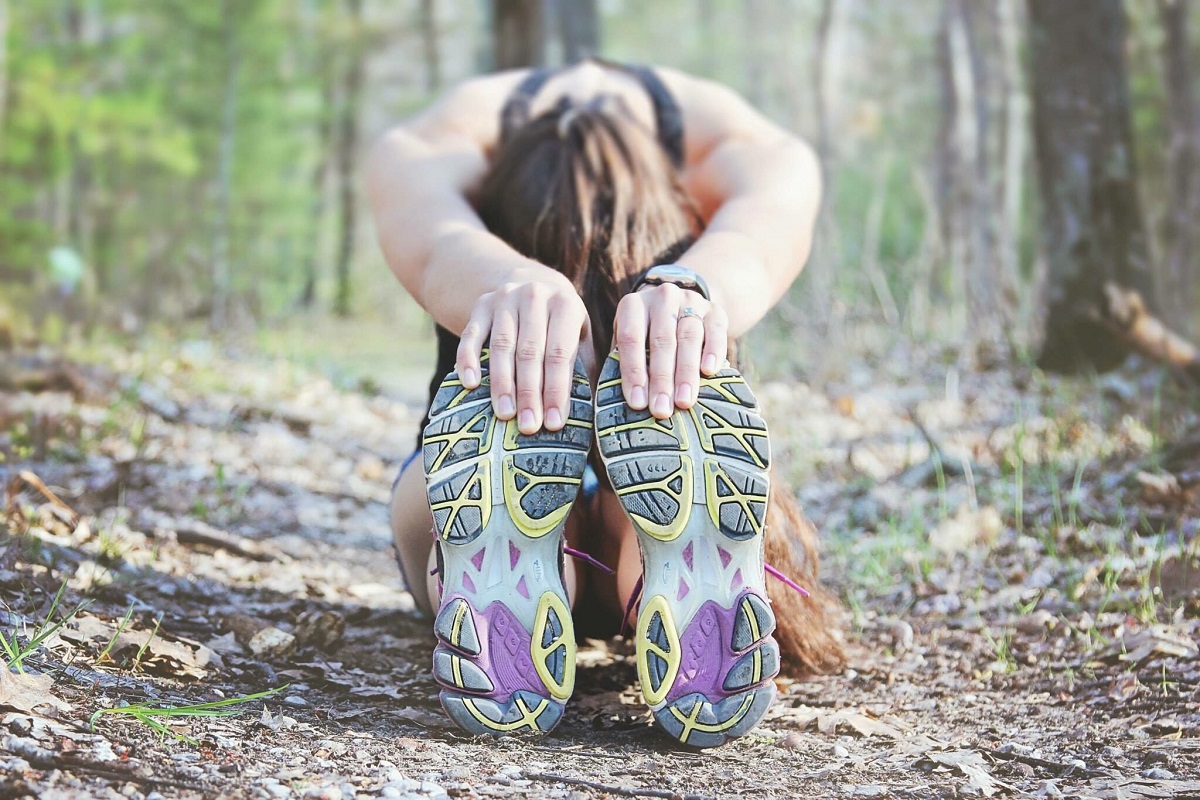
[1,340,1198,799]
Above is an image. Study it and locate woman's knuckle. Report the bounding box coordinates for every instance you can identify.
[517,340,543,361]
[545,344,573,364]
[650,332,676,349]
[489,333,515,352]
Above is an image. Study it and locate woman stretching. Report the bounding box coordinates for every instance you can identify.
[368,59,843,747]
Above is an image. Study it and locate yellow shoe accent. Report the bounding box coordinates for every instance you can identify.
[703,461,768,539]
[688,405,768,469]
[637,594,682,707]
[667,694,756,745]
[613,457,692,541]
[424,407,497,473]
[429,461,492,542]
[531,592,575,701]
[461,695,550,733]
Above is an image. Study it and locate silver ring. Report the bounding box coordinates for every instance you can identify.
[678,306,703,322]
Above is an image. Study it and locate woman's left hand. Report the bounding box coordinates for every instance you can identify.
[612,283,729,419]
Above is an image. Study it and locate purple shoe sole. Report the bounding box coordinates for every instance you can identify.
[595,353,779,748]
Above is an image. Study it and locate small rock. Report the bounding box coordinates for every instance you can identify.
[1141,750,1170,765]
[379,789,401,799]
[851,786,887,798]
[264,785,291,799]
[303,788,342,800]
[779,732,804,750]
[497,765,522,780]
[1141,767,1174,780]
[833,744,850,759]
[890,620,914,653]
[996,742,1034,756]
[913,593,961,616]
[1035,780,1062,798]
[283,696,308,708]
[443,767,471,781]
[1100,746,1123,759]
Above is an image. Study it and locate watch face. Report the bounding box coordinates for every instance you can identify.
[649,265,696,284]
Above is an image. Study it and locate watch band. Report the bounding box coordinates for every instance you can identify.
[632,264,711,301]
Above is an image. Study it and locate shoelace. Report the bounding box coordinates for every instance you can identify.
[619,564,811,636]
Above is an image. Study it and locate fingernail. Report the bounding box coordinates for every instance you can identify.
[498,395,515,417]
[545,407,563,429]
[652,393,672,417]
[462,367,477,387]
[630,385,647,409]
[519,409,536,431]
[701,354,717,374]
[675,383,692,405]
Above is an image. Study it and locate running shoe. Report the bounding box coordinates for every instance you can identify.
[422,349,592,735]
[595,353,779,748]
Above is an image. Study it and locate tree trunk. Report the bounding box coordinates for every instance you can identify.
[300,70,335,310]
[212,0,239,332]
[1158,0,1198,332]
[492,0,544,70]
[557,0,598,62]
[0,0,10,150]
[807,0,839,325]
[997,0,1026,314]
[419,0,441,94]
[1027,0,1153,372]
[743,0,768,109]
[333,0,364,318]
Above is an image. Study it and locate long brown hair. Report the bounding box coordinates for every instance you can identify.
[478,97,847,676]
[477,99,698,365]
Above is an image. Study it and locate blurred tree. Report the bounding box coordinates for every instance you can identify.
[420,0,441,93]
[1158,0,1199,332]
[0,0,7,149]
[493,0,544,69]
[556,0,598,61]
[1028,0,1154,372]
[212,0,241,330]
[333,0,364,318]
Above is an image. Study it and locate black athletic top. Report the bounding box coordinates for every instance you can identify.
[417,61,685,446]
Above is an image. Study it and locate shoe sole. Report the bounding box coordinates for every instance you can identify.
[422,349,592,735]
[594,353,778,748]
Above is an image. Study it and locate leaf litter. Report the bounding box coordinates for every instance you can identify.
[0,342,1197,798]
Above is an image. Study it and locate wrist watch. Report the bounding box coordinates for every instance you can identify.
[632,264,711,301]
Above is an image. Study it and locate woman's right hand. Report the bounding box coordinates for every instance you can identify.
[455,277,591,436]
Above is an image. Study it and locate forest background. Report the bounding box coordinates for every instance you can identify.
[3,0,1197,392]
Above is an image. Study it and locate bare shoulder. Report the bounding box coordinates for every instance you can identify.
[383,70,531,152]
[652,66,803,160]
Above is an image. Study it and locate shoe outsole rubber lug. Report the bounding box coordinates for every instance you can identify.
[424,349,591,736]
[594,352,779,748]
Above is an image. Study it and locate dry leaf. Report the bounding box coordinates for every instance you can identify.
[779,705,911,741]
[1088,778,1200,799]
[920,750,1010,797]
[0,665,70,714]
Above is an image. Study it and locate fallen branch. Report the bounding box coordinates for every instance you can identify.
[982,746,1107,779]
[524,771,714,800]
[159,518,278,563]
[1099,283,1200,383]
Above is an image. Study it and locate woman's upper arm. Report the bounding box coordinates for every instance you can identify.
[657,68,819,217]
[365,72,526,300]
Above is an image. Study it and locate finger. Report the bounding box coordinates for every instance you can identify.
[646,287,681,419]
[455,301,493,389]
[515,289,550,434]
[614,293,648,410]
[488,298,519,421]
[673,308,705,409]
[701,307,729,376]
[542,295,584,432]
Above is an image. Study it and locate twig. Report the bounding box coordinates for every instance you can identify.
[982,747,1108,779]
[159,519,278,562]
[524,771,714,800]
[16,470,80,526]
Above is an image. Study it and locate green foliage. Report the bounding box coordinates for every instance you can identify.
[89,685,287,745]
